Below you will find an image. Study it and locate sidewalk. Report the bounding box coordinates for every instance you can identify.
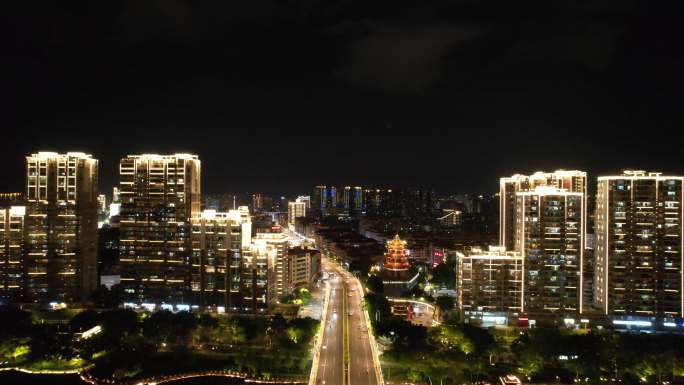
[298,280,326,320]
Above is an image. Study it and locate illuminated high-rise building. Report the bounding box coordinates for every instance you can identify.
[296,195,311,209]
[516,185,585,316]
[97,194,108,228]
[363,188,396,217]
[500,170,587,251]
[398,188,434,220]
[458,246,523,320]
[241,242,276,312]
[118,154,201,304]
[288,200,306,226]
[0,205,26,301]
[594,171,683,319]
[25,152,99,302]
[312,185,337,216]
[251,193,263,212]
[254,231,289,298]
[343,186,364,214]
[288,246,321,290]
[191,207,251,309]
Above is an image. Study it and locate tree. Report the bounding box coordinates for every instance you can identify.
[0,305,32,339]
[227,318,247,344]
[364,292,390,325]
[143,310,198,347]
[199,313,218,328]
[367,274,385,294]
[430,325,473,354]
[435,296,455,312]
[430,261,456,289]
[69,309,99,332]
[99,308,139,343]
[270,313,288,334]
[0,337,30,363]
[288,317,318,347]
[460,324,495,356]
[89,284,123,308]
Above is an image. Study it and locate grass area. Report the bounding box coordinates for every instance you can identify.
[24,358,86,372]
[89,349,311,382]
[2,305,319,382]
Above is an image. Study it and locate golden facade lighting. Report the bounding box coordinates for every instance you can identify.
[24,152,98,302]
[118,154,201,304]
[458,246,523,316]
[191,208,250,309]
[0,206,26,300]
[500,170,587,251]
[594,171,684,317]
[288,200,306,226]
[516,186,585,316]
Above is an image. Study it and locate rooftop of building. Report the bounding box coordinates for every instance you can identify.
[598,170,684,180]
[124,153,199,160]
[460,245,522,260]
[28,151,95,160]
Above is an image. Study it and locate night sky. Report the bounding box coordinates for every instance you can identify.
[3,1,683,195]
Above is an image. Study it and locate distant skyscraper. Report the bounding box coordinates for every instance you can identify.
[312,186,338,216]
[437,209,462,227]
[97,194,107,213]
[252,193,262,212]
[97,194,107,228]
[0,205,25,301]
[118,154,201,304]
[398,188,434,220]
[516,186,585,316]
[343,186,364,214]
[594,171,683,319]
[312,186,325,214]
[288,200,306,226]
[25,152,99,302]
[296,195,311,209]
[500,170,587,251]
[363,188,396,217]
[191,207,251,309]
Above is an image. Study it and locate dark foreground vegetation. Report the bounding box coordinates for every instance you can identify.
[365,286,684,385]
[0,305,317,381]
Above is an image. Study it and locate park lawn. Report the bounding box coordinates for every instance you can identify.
[88,346,312,382]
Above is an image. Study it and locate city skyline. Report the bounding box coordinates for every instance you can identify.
[3,2,684,384]
[2,146,683,198]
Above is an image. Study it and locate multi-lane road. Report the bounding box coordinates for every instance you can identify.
[313,257,380,385]
[315,259,344,385]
